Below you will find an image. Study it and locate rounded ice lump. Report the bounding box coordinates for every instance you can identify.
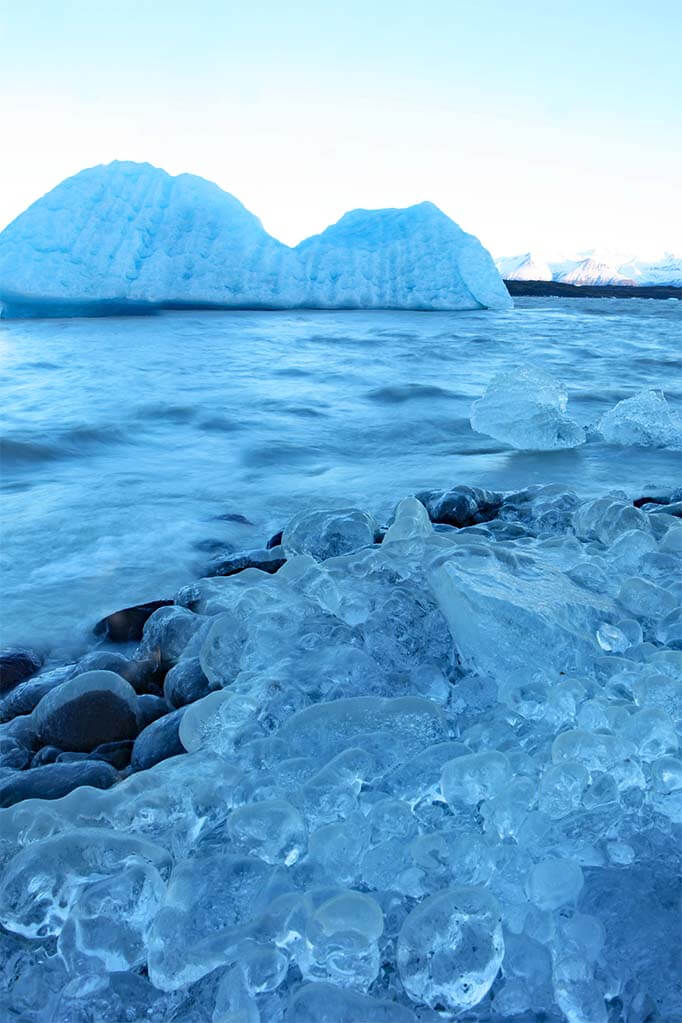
[397,886,504,1011]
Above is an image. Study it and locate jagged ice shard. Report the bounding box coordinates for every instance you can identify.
[0,161,512,317]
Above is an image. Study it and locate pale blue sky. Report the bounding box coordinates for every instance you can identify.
[2,0,680,257]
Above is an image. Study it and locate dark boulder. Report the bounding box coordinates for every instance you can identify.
[94,599,174,642]
[32,670,140,753]
[130,708,186,772]
[164,656,212,708]
[0,760,117,808]
[0,649,42,694]
[207,546,286,578]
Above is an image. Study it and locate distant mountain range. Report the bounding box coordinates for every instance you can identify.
[496,251,682,288]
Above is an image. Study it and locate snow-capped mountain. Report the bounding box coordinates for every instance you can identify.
[495,253,553,282]
[557,258,637,287]
[0,162,511,317]
[496,249,682,287]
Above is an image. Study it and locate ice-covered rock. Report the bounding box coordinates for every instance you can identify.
[470,367,585,450]
[0,161,511,317]
[597,389,682,448]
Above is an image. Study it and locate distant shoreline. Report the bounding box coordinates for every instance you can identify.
[505,280,682,300]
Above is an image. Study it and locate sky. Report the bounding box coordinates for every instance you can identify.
[1,0,681,259]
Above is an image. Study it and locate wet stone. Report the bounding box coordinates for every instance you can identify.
[130,708,186,772]
[94,599,174,642]
[163,656,212,708]
[207,546,286,578]
[0,649,43,694]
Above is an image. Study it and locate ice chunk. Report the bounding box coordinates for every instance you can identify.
[430,542,612,682]
[226,799,307,865]
[527,857,584,910]
[147,853,279,990]
[597,389,682,448]
[397,886,504,1011]
[282,508,379,561]
[470,367,585,450]
[297,890,383,989]
[276,696,448,762]
[441,750,510,806]
[0,829,171,939]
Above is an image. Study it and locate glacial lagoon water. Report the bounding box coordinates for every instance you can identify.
[1,296,681,653]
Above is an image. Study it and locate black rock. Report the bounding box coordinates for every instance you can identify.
[32,670,141,752]
[164,656,212,708]
[215,512,253,525]
[266,530,284,549]
[30,745,62,767]
[56,751,90,763]
[0,760,118,808]
[0,649,42,694]
[94,599,174,642]
[91,739,134,770]
[130,708,186,772]
[208,546,286,578]
[136,693,172,730]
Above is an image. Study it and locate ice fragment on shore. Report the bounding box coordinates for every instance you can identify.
[397,886,504,1011]
[470,367,585,450]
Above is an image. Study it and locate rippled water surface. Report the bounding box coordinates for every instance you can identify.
[2,297,681,651]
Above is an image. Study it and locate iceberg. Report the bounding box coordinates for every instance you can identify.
[470,366,586,450]
[0,161,511,317]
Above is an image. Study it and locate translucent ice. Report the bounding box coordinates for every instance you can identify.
[397,886,504,1011]
[597,389,682,448]
[470,367,585,450]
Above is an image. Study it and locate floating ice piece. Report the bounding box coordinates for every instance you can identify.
[470,367,585,450]
[397,886,504,1011]
[597,389,682,448]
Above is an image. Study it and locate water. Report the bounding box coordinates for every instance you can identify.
[1,296,681,653]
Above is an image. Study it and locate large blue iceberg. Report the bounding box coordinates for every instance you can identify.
[0,161,511,317]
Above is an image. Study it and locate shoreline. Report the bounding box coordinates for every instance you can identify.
[505,279,682,300]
